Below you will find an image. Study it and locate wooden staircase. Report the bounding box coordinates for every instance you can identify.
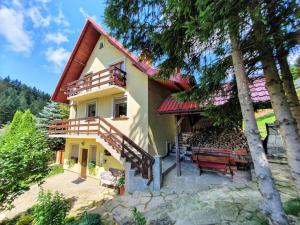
[49,117,155,184]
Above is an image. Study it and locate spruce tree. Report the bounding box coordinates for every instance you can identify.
[104,1,290,224]
[37,102,67,151]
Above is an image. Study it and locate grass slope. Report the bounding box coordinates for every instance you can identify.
[256,112,275,139]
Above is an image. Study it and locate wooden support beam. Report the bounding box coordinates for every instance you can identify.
[175,115,184,177]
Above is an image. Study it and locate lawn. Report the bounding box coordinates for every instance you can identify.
[255,87,299,139]
[256,112,275,139]
[48,163,64,177]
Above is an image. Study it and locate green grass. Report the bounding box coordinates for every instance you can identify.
[296,88,300,98]
[256,112,275,139]
[48,163,64,177]
[284,198,300,216]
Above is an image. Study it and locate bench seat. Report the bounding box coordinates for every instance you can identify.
[195,155,234,178]
[199,162,227,170]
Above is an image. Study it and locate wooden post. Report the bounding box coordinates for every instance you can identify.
[175,115,184,177]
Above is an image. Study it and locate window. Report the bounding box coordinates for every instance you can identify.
[99,41,104,49]
[113,97,127,119]
[87,102,96,117]
[90,146,97,164]
[71,144,79,163]
[111,61,125,72]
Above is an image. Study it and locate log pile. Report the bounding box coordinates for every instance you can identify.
[185,126,248,150]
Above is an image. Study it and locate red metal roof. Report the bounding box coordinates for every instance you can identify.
[157,77,270,114]
[51,18,190,103]
[157,96,199,114]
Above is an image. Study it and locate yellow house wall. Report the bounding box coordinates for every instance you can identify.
[64,138,124,179]
[148,79,176,156]
[71,35,149,151]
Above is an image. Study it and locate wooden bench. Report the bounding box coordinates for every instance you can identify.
[193,154,234,178]
[191,147,251,177]
[192,147,250,167]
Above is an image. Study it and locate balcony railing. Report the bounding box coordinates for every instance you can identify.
[65,66,126,98]
[49,117,154,182]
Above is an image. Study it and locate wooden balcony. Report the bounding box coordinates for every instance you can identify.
[49,117,154,181]
[64,66,126,101]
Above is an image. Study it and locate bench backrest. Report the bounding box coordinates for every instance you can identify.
[192,147,249,163]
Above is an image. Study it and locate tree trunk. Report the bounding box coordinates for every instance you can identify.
[278,55,300,134]
[229,29,289,225]
[252,20,300,193]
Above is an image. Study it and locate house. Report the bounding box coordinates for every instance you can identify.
[50,18,271,192]
[49,18,191,192]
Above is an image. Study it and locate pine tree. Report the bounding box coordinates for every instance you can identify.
[104,1,290,223]
[37,102,67,151]
[0,77,50,126]
[249,1,300,193]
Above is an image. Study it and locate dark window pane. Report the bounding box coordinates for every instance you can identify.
[87,103,96,117]
[114,97,127,118]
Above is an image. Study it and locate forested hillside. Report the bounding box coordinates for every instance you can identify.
[0,76,50,126]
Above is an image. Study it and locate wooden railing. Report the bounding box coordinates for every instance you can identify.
[49,117,154,183]
[65,66,126,97]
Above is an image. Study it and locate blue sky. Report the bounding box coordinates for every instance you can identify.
[0,0,107,94]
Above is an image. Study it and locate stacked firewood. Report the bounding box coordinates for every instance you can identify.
[185,127,248,150]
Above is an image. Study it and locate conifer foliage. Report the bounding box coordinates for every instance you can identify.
[37,102,69,151]
[0,110,51,210]
[0,76,50,126]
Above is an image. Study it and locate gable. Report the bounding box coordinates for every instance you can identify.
[80,35,126,78]
[51,18,191,103]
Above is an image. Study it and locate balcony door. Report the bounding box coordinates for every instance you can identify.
[80,149,88,179]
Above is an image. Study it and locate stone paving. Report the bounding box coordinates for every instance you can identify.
[1,161,299,225]
[90,161,299,225]
[0,170,116,221]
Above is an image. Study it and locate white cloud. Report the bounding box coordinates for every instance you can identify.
[35,0,51,4]
[11,0,22,9]
[27,6,51,27]
[45,47,70,69]
[45,32,68,44]
[53,8,69,27]
[0,7,33,53]
[79,7,98,22]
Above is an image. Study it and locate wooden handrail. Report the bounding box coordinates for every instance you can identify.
[49,116,154,182]
[64,66,126,97]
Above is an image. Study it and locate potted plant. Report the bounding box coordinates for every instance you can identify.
[88,162,96,175]
[66,159,76,168]
[116,176,125,195]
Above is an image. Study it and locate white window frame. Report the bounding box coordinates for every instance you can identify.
[89,145,97,164]
[99,40,105,49]
[108,57,126,72]
[70,144,79,163]
[112,95,128,119]
[85,100,97,118]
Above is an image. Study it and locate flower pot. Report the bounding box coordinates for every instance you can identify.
[119,185,125,195]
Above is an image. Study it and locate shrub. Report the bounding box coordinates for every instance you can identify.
[284,198,300,216]
[66,159,76,168]
[116,176,125,187]
[34,190,70,225]
[87,162,96,175]
[0,110,51,210]
[132,208,146,225]
[15,213,34,225]
[66,212,103,225]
